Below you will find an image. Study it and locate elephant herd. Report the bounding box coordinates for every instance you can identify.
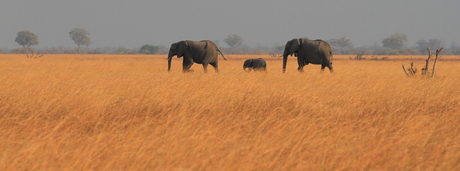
[167,38,333,73]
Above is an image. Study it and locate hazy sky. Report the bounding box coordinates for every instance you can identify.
[1,0,459,49]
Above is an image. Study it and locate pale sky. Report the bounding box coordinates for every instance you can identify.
[1,0,459,49]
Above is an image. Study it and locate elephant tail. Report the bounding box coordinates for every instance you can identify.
[329,51,333,64]
[218,49,227,60]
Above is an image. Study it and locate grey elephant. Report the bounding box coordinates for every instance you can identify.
[243,58,267,72]
[168,40,226,73]
[282,38,333,73]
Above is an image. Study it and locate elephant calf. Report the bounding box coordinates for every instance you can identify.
[243,58,267,72]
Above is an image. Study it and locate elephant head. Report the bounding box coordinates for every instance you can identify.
[168,41,189,72]
[243,59,253,72]
[283,38,301,73]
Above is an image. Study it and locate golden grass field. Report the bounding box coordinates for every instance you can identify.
[1,54,459,170]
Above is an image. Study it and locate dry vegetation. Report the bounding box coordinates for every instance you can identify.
[1,54,459,170]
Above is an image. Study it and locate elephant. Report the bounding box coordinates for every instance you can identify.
[243,58,267,72]
[282,38,333,73]
[168,40,226,73]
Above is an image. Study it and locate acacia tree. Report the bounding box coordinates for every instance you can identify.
[15,30,39,49]
[14,30,43,58]
[224,34,243,48]
[382,33,408,50]
[69,27,92,54]
[327,37,353,53]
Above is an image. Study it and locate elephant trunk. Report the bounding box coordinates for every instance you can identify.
[282,54,288,73]
[167,52,173,72]
[330,52,334,64]
[243,59,251,72]
[243,66,251,72]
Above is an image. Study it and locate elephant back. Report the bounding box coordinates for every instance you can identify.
[256,58,266,67]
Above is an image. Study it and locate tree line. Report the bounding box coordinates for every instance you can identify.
[2,29,460,56]
[326,33,459,56]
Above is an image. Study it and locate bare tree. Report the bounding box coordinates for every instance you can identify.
[403,47,443,78]
[26,49,44,58]
[422,47,443,78]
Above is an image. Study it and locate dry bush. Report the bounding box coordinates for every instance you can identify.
[0,54,459,170]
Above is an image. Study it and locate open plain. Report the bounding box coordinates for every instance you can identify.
[1,54,459,170]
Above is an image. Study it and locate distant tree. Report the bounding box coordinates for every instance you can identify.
[416,39,445,54]
[69,27,92,54]
[115,47,137,54]
[453,48,460,55]
[224,34,243,48]
[399,48,422,55]
[138,44,160,54]
[15,30,39,48]
[428,39,444,50]
[14,31,44,58]
[415,39,429,51]
[327,37,353,53]
[451,42,460,55]
[382,33,408,50]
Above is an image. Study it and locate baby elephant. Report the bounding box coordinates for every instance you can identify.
[243,58,267,72]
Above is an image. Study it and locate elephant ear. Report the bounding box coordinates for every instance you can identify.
[170,43,178,51]
[184,40,191,51]
[176,41,189,57]
[289,39,300,56]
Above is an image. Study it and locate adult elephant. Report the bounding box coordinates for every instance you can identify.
[243,58,267,72]
[282,38,333,73]
[168,40,226,73]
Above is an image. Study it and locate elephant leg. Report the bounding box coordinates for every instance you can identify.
[327,65,334,73]
[202,63,209,73]
[297,57,305,73]
[183,58,194,73]
[321,60,333,73]
[183,64,193,73]
[210,62,219,73]
[320,65,326,72]
[297,67,304,72]
[256,67,263,72]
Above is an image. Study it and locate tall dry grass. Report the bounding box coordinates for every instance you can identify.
[1,54,459,170]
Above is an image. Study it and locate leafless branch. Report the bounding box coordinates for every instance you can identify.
[268,51,281,57]
[431,47,443,78]
[26,49,44,58]
[403,47,443,78]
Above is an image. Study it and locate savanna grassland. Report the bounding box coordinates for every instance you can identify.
[1,54,459,170]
